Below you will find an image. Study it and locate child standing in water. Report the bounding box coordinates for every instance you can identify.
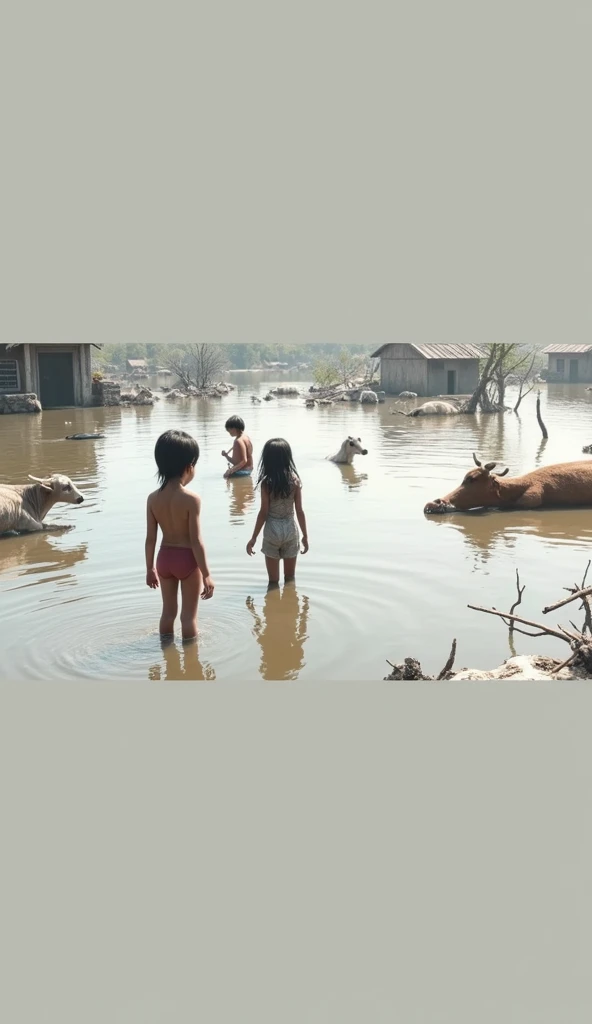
[145,430,215,639]
[246,438,308,586]
[222,416,254,478]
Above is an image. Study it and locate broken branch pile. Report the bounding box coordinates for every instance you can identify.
[384,563,592,680]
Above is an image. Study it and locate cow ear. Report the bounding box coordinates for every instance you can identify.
[484,462,497,472]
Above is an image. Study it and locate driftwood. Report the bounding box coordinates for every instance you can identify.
[469,562,592,675]
[384,638,458,681]
[385,565,592,680]
[508,569,525,634]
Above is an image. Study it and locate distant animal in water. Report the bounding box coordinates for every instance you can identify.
[424,453,592,514]
[406,400,461,417]
[583,444,592,454]
[251,395,262,403]
[359,390,378,405]
[65,432,105,440]
[263,393,274,401]
[305,399,316,408]
[327,436,369,465]
[398,391,417,398]
[0,474,85,535]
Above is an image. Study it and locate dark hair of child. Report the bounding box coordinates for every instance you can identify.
[154,430,200,490]
[256,438,300,499]
[225,415,245,432]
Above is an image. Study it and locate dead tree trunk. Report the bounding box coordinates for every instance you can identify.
[461,345,506,414]
[536,391,548,438]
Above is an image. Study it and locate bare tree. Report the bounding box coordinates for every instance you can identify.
[491,345,540,408]
[461,344,507,413]
[461,344,540,415]
[512,352,538,412]
[165,344,229,390]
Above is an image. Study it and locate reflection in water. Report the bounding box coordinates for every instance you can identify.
[535,436,549,466]
[425,507,592,563]
[148,637,216,681]
[4,378,592,681]
[246,586,310,680]
[226,476,256,522]
[0,529,88,586]
[336,464,369,491]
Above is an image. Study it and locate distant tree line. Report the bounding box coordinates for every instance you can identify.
[93,342,375,372]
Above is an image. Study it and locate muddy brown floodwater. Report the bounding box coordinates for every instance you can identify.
[1,373,592,681]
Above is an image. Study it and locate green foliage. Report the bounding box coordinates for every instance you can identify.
[93,342,375,372]
[312,348,370,388]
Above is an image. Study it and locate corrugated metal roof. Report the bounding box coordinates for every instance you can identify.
[370,343,483,360]
[411,343,483,360]
[127,359,147,367]
[542,344,592,354]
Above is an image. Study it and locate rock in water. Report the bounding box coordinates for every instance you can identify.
[0,393,42,414]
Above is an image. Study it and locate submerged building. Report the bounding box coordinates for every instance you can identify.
[370,343,483,397]
[0,343,100,410]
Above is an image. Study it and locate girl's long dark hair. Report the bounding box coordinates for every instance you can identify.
[256,438,300,498]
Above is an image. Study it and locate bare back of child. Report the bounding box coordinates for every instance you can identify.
[222,415,254,478]
[145,430,215,640]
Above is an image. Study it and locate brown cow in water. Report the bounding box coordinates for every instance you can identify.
[424,453,592,514]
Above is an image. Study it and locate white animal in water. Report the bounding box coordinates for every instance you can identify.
[408,400,461,417]
[358,390,378,405]
[327,436,369,465]
[251,395,262,403]
[0,474,84,535]
[398,391,417,398]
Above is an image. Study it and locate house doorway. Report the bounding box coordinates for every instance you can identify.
[569,359,579,382]
[38,352,75,408]
[446,369,457,395]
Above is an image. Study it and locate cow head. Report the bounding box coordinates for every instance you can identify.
[424,453,509,513]
[28,474,85,505]
[347,436,368,456]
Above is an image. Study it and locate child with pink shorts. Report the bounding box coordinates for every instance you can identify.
[145,429,215,640]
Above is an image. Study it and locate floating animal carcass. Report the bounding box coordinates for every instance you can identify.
[424,453,592,514]
[65,432,105,440]
[406,400,461,417]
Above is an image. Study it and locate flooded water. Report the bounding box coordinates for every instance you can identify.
[2,373,592,681]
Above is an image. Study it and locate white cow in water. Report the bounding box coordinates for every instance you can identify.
[409,400,461,417]
[358,390,378,405]
[0,474,84,534]
[327,436,369,465]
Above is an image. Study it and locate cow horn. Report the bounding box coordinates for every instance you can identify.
[28,474,48,483]
[495,467,509,477]
[472,453,482,467]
